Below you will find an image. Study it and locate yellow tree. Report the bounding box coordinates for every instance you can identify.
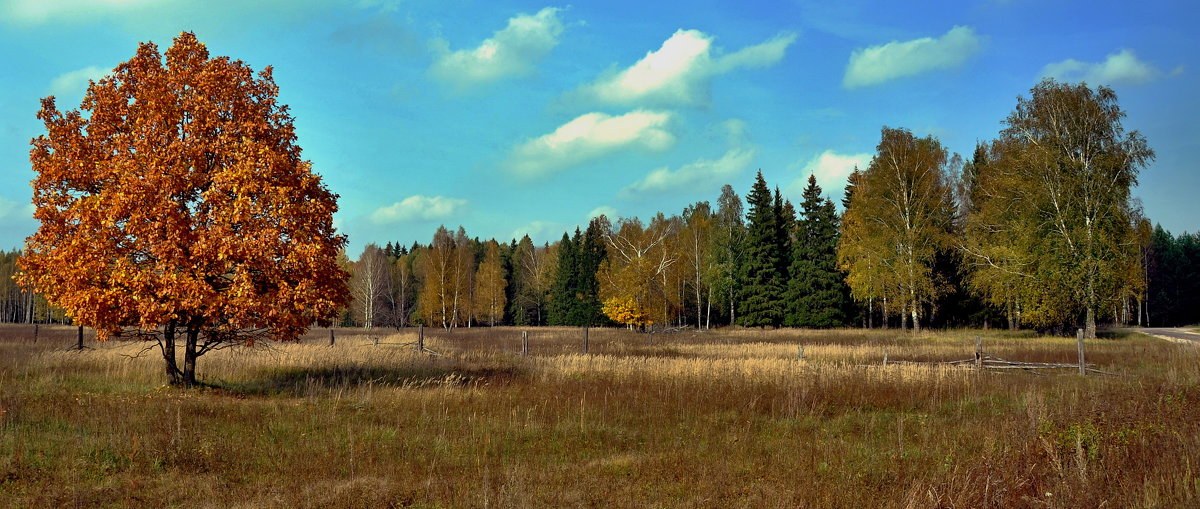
[417,227,454,328]
[839,127,955,332]
[17,33,349,386]
[599,216,678,328]
[473,240,507,326]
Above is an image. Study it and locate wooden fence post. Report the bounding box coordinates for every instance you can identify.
[883,350,888,366]
[797,345,804,361]
[1077,328,1085,376]
[582,326,589,354]
[418,324,425,353]
[522,330,529,357]
[33,323,38,344]
[975,335,983,371]
[76,325,84,350]
[329,329,334,346]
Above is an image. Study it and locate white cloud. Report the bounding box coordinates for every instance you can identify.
[621,147,755,200]
[2,0,161,24]
[49,65,108,97]
[0,196,21,220]
[587,206,617,220]
[787,150,871,201]
[843,25,981,88]
[1040,49,1165,86]
[508,110,674,177]
[509,220,564,243]
[585,29,796,106]
[429,7,564,88]
[370,195,467,224]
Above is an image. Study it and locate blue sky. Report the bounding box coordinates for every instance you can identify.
[1,0,1196,255]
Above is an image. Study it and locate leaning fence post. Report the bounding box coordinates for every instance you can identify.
[1077,328,1086,376]
[521,330,529,357]
[975,335,983,371]
[418,324,425,353]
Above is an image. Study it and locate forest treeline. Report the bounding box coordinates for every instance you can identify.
[339,81,1200,335]
[2,81,1198,333]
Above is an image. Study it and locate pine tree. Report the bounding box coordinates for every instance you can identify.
[739,171,785,327]
[785,175,849,327]
[576,218,608,325]
[548,231,579,325]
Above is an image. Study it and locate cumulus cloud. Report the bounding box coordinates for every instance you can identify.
[509,220,564,243]
[48,65,108,97]
[587,206,617,220]
[1040,49,1166,86]
[584,29,796,106]
[508,110,674,177]
[787,150,871,202]
[621,147,755,200]
[429,7,564,88]
[2,0,161,24]
[0,196,22,220]
[370,195,467,224]
[843,26,981,88]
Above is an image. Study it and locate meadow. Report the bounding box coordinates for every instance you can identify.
[1,324,1199,508]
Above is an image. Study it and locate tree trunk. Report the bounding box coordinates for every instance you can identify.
[705,286,712,330]
[1137,294,1143,327]
[162,320,181,385]
[1085,305,1097,340]
[183,324,200,387]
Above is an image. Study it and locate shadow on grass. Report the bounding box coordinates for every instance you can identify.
[221,364,526,397]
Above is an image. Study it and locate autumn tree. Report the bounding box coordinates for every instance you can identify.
[680,202,713,329]
[17,33,349,386]
[473,240,507,326]
[708,184,745,325]
[508,235,555,325]
[450,227,475,327]
[966,81,1153,337]
[350,243,389,329]
[417,227,452,328]
[388,250,415,328]
[839,128,955,332]
[599,215,678,329]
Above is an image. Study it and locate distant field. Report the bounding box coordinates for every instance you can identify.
[2,324,1199,507]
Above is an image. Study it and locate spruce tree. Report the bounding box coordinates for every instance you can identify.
[548,231,578,325]
[739,171,784,327]
[577,218,608,325]
[785,175,849,327]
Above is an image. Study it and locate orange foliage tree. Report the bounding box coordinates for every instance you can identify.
[17,33,349,386]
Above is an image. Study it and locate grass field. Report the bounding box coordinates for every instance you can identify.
[2,324,1199,508]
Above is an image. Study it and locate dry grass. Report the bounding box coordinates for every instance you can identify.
[2,324,1199,507]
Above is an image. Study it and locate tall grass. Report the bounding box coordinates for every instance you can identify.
[2,324,1199,507]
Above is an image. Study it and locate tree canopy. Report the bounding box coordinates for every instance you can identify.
[18,33,349,386]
